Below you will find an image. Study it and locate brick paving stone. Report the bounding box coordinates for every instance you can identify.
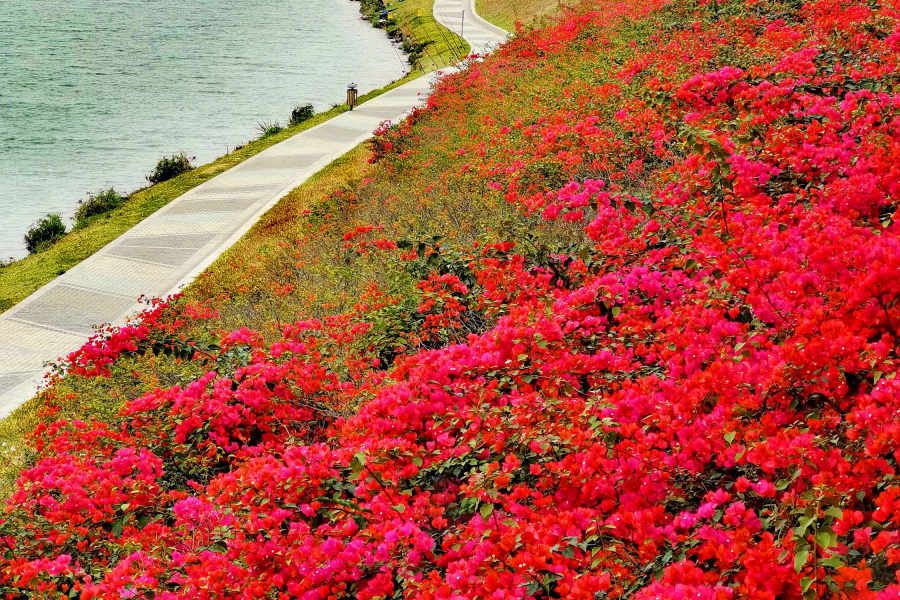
[63,255,178,299]
[11,286,137,336]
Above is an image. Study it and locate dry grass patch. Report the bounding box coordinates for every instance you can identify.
[475,0,560,31]
[0,397,41,499]
[185,145,375,307]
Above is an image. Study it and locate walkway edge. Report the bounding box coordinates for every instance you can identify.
[466,0,510,39]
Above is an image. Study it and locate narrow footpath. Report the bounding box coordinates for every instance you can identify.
[0,0,507,419]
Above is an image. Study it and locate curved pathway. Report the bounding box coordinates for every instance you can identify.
[435,0,509,55]
[0,0,508,419]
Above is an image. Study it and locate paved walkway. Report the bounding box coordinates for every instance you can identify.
[0,0,508,420]
[435,0,509,55]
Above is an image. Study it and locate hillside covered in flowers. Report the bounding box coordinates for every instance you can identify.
[3,0,900,596]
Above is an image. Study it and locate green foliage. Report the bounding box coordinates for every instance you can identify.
[147,152,194,185]
[74,189,125,229]
[401,37,433,66]
[359,0,469,69]
[24,214,66,254]
[290,104,315,126]
[360,0,387,22]
[257,120,284,139]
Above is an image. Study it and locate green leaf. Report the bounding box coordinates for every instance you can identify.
[480,502,494,521]
[411,457,423,467]
[794,515,816,537]
[794,549,809,573]
[821,555,844,569]
[800,576,814,593]
[207,541,227,554]
[724,431,735,444]
[350,452,367,473]
[815,527,837,549]
[392,504,406,513]
[825,506,843,519]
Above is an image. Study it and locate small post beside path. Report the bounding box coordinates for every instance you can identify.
[347,83,358,110]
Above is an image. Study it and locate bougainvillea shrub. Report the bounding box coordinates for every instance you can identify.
[4,0,900,596]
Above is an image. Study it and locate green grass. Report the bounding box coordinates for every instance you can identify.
[0,396,41,498]
[364,0,471,70]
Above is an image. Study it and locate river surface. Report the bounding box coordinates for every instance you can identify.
[0,0,407,260]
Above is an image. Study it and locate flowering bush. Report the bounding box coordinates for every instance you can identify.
[5,0,900,596]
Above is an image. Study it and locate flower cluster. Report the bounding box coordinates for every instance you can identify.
[5,0,900,596]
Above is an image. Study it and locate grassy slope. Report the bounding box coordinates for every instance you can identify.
[474,0,559,31]
[363,0,472,71]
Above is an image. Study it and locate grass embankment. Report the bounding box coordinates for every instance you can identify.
[474,0,559,31]
[0,0,470,317]
[362,0,471,70]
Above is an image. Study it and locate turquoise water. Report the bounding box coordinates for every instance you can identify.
[0,0,407,260]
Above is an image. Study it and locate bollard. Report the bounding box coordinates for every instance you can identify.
[347,83,358,111]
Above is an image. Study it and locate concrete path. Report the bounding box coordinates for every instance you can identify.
[0,0,507,419]
[435,0,509,55]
